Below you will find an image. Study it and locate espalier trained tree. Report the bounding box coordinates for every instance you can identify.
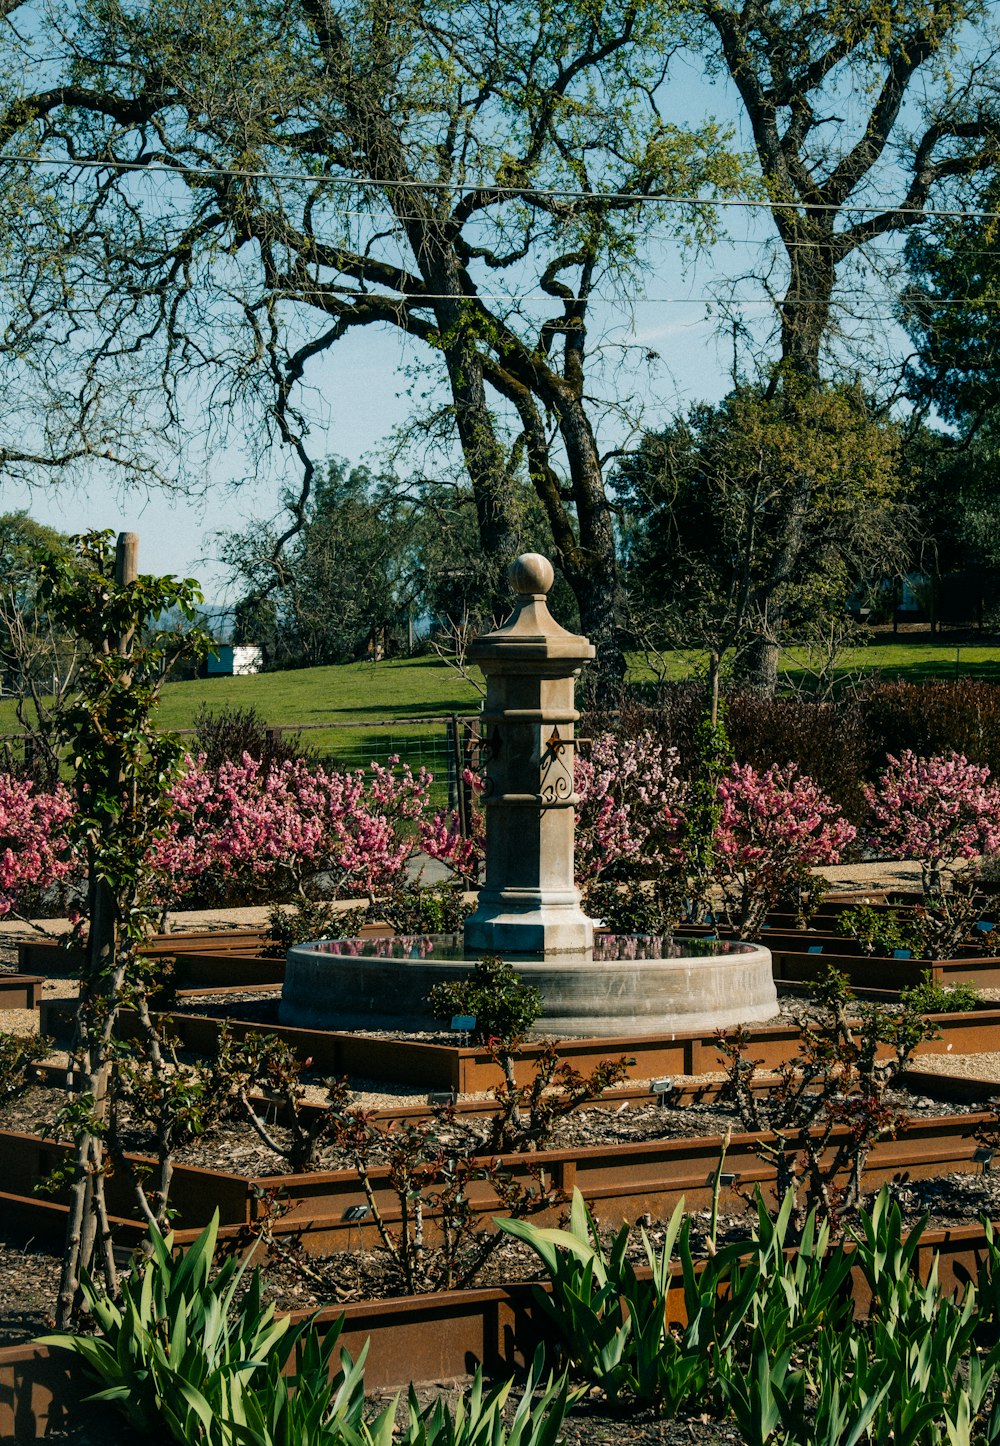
[35,532,211,1325]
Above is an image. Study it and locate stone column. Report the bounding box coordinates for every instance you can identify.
[464,553,595,958]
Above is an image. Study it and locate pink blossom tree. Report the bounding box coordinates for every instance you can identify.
[0,775,76,921]
[151,752,432,908]
[864,750,1000,898]
[419,729,687,888]
[713,761,856,934]
[418,766,485,885]
[574,729,686,882]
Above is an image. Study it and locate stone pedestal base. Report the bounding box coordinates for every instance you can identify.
[464,892,594,957]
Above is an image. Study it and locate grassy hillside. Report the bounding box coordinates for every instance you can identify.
[627,641,1000,687]
[156,656,487,773]
[0,656,485,777]
[3,642,999,774]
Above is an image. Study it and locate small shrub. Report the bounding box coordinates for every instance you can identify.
[426,955,543,1044]
[836,904,923,957]
[574,729,686,882]
[381,884,473,935]
[109,1032,237,1228]
[0,1029,48,1102]
[264,899,369,957]
[485,1041,633,1154]
[899,969,982,1014]
[192,702,315,770]
[717,966,937,1224]
[325,1094,558,1294]
[215,1025,348,1172]
[581,879,682,936]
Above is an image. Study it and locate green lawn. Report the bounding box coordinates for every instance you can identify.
[155,655,484,732]
[153,657,486,776]
[0,656,486,780]
[5,642,1000,769]
[624,641,1000,688]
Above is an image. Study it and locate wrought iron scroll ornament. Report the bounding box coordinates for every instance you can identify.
[480,725,502,798]
[540,724,575,804]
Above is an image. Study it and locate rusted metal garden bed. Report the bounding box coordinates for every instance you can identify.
[2,1215,997,1439]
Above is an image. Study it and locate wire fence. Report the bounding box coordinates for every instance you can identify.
[0,714,484,815]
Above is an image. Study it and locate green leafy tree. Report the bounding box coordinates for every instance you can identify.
[617,382,906,687]
[901,171,1000,622]
[225,460,419,667]
[35,531,210,1325]
[0,513,73,777]
[903,171,1000,431]
[686,0,1000,689]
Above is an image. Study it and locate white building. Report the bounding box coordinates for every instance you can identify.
[206,642,263,676]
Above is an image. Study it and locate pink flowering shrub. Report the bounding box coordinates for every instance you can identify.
[0,775,76,917]
[713,761,856,935]
[574,730,686,882]
[420,729,687,887]
[150,752,432,906]
[863,750,1000,892]
[419,767,485,884]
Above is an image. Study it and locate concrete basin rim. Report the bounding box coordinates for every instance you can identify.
[286,939,773,972]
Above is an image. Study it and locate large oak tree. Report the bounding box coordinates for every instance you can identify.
[2,0,741,694]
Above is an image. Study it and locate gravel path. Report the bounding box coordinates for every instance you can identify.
[908,1052,1000,1084]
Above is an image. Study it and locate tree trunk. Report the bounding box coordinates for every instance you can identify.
[555,396,626,701]
[439,325,521,623]
[735,634,780,694]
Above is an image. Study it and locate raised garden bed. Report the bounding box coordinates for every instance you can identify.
[37,996,1000,1092]
[0,974,42,1010]
[0,1101,993,1252]
[16,926,271,974]
[2,1214,997,1439]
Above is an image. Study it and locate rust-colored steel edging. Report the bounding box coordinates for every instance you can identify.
[1,1218,997,1439]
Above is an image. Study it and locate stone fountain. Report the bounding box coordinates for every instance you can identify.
[280,554,776,1037]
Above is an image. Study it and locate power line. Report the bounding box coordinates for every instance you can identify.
[257,290,1000,307]
[10,150,1000,223]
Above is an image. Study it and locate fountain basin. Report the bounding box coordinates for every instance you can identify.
[279,933,777,1037]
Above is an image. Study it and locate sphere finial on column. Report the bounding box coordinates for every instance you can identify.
[510,552,554,596]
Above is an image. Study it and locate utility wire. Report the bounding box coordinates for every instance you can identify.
[9,151,1000,222]
[253,290,1000,306]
